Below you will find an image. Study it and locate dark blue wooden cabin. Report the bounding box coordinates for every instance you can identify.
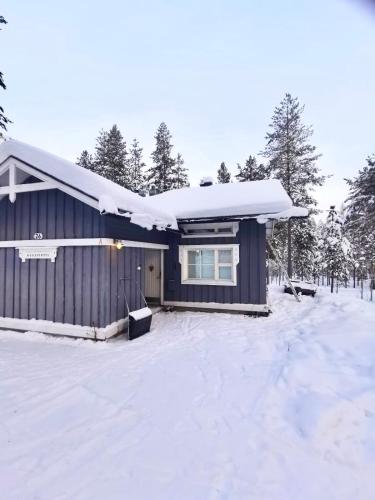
[0,139,301,339]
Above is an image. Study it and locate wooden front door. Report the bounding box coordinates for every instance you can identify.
[144,249,161,303]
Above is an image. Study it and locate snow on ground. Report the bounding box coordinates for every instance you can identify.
[0,287,375,500]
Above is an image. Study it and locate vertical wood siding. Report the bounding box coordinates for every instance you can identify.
[0,190,170,243]
[0,246,145,328]
[0,190,107,240]
[0,190,149,328]
[164,220,266,305]
[104,214,169,244]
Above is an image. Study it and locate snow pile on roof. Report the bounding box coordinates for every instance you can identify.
[147,179,299,220]
[257,206,308,224]
[0,139,177,230]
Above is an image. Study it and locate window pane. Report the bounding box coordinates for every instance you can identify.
[186,228,215,234]
[188,250,200,265]
[218,249,232,264]
[219,266,232,280]
[201,250,214,264]
[188,264,200,279]
[217,227,232,233]
[202,264,215,279]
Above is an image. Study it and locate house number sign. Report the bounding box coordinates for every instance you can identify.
[33,232,44,240]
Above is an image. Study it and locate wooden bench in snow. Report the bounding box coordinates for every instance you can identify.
[128,307,152,340]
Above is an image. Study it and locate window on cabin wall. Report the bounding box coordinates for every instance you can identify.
[188,249,215,279]
[179,244,240,286]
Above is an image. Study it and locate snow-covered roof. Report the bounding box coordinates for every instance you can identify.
[256,207,308,224]
[0,139,177,230]
[147,180,303,220]
[0,139,307,229]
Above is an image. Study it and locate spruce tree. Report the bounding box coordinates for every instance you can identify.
[319,206,353,293]
[0,15,11,137]
[76,150,94,171]
[127,138,146,194]
[262,93,324,276]
[217,162,231,183]
[235,155,270,182]
[293,218,319,280]
[94,125,130,188]
[172,153,189,189]
[345,155,375,289]
[148,122,176,194]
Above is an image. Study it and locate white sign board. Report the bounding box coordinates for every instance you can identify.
[18,247,58,263]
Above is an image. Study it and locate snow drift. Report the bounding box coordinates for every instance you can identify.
[0,286,374,500]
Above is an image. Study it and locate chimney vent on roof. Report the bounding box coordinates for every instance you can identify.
[200,176,214,187]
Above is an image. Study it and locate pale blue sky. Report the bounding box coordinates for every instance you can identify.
[1,0,374,210]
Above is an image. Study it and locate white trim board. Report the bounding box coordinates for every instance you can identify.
[0,158,100,210]
[118,240,169,250]
[160,250,165,305]
[163,301,271,313]
[0,163,56,203]
[0,238,169,250]
[0,316,128,341]
[179,243,240,250]
[0,238,115,248]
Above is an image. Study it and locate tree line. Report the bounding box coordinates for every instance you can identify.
[76,123,189,195]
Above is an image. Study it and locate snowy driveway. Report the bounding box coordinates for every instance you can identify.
[0,288,375,500]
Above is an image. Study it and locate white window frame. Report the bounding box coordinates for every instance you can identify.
[180,222,239,238]
[179,244,239,286]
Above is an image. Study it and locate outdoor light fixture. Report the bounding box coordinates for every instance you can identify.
[115,240,123,250]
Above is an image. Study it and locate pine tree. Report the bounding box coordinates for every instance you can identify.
[311,221,325,283]
[293,218,319,280]
[235,155,270,182]
[345,155,375,289]
[319,206,353,293]
[94,125,130,188]
[127,138,146,194]
[172,153,189,189]
[262,93,324,276]
[217,162,231,183]
[0,15,11,137]
[148,122,176,194]
[76,150,94,171]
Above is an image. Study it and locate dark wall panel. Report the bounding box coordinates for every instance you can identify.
[164,220,266,305]
[95,246,146,327]
[81,247,93,327]
[0,245,146,328]
[103,214,170,244]
[0,190,107,240]
[0,189,151,328]
[0,189,171,243]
